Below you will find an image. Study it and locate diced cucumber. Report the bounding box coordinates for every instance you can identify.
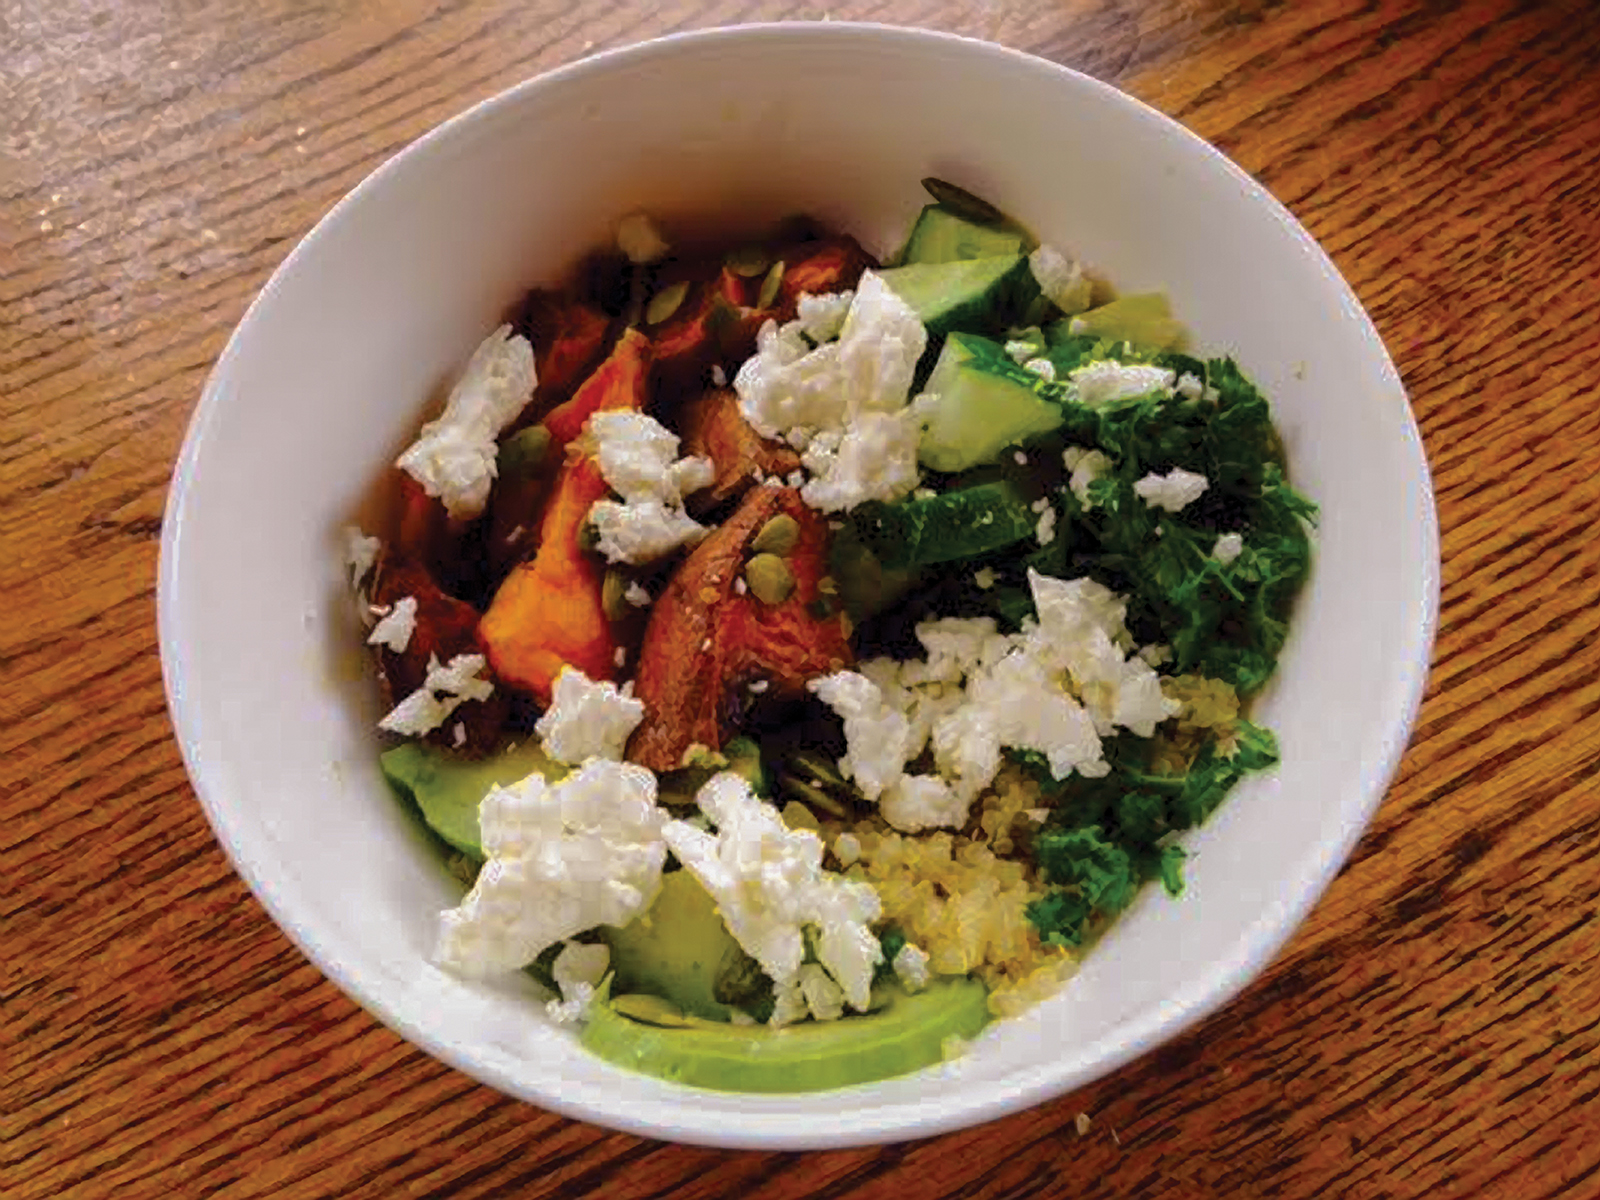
[848,480,1039,571]
[917,333,1065,472]
[876,255,1040,342]
[1065,293,1189,351]
[901,204,1026,265]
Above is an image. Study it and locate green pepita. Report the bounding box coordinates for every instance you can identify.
[789,749,847,790]
[497,424,551,478]
[610,993,694,1028]
[750,513,800,556]
[744,553,795,605]
[777,774,850,820]
[726,246,771,277]
[920,176,1007,225]
[602,569,630,622]
[645,279,691,326]
[757,260,785,310]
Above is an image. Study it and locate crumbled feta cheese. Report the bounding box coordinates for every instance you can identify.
[799,408,922,512]
[397,325,535,520]
[710,363,728,388]
[1212,532,1244,564]
[893,942,931,993]
[786,469,806,489]
[589,498,709,565]
[1133,466,1208,513]
[366,595,417,652]
[807,672,912,800]
[623,580,652,608]
[881,773,969,833]
[734,272,927,509]
[344,527,381,590]
[1175,372,1205,401]
[834,831,862,867]
[545,941,610,1025]
[1036,503,1058,546]
[1028,245,1090,312]
[615,211,669,264]
[1014,450,1029,466]
[434,760,666,976]
[379,653,494,736]
[1137,643,1173,668]
[452,722,467,748]
[613,646,626,668]
[1068,360,1176,409]
[1062,446,1113,509]
[1023,357,1057,382]
[1004,339,1037,364]
[972,567,997,590]
[590,411,714,507]
[535,666,645,764]
[781,962,845,1023]
[661,773,882,1018]
[795,290,854,342]
[747,678,769,694]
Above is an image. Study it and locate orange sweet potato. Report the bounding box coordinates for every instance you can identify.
[628,487,852,772]
[772,235,875,320]
[478,454,618,703]
[510,289,614,429]
[678,386,802,514]
[542,327,652,449]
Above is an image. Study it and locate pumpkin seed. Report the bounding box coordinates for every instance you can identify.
[781,800,820,831]
[725,246,771,277]
[744,553,795,605]
[610,993,693,1028]
[789,749,847,789]
[920,176,1007,225]
[750,513,800,556]
[777,774,850,820]
[645,279,690,326]
[497,424,551,478]
[601,569,630,622]
[756,260,785,310]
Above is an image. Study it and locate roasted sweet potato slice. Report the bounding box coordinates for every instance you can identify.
[542,327,652,449]
[479,455,619,703]
[650,268,769,404]
[628,486,852,772]
[772,235,876,320]
[509,289,614,428]
[368,553,508,752]
[678,386,802,513]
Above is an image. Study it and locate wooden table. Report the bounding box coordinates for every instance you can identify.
[6,1,1598,1196]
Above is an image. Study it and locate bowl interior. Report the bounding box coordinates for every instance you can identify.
[159,23,1436,1149]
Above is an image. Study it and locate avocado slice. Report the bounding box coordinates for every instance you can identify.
[379,739,562,859]
[582,977,990,1092]
[900,204,1027,265]
[602,869,753,1022]
[876,254,1040,344]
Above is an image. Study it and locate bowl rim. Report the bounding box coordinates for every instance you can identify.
[158,19,1440,1149]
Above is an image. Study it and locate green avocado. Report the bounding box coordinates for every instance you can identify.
[379,739,562,859]
[602,869,751,1022]
[581,977,990,1092]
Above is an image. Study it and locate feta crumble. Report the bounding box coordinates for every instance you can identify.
[893,942,932,993]
[1035,503,1058,546]
[434,759,666,977]
[972,566,997,590]
[397,326,535,521]
[1023,357,1057,382]
[590,411,714,508]
[379,652,494,736]
[1133,467,1209,513]
[1028,245,1091,313]
[1212,532,1244,564]
[615,211,669,264]
[710,363,728,388]
[534,666,645,764]
[546,941,611,1025]
[590,499,709,565]
[1175,372,1205,401]
[344,526,381,591]
[661,773,883,1021]
[1068,360,1176,409]
[733,271,927,511]
[366,595,417,652]
[623,580,652,608]
[1062,446,1113,509]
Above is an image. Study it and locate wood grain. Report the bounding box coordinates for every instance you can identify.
[5,1,1600,1196]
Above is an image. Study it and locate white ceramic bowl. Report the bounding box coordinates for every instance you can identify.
[158,23,1438,1149]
